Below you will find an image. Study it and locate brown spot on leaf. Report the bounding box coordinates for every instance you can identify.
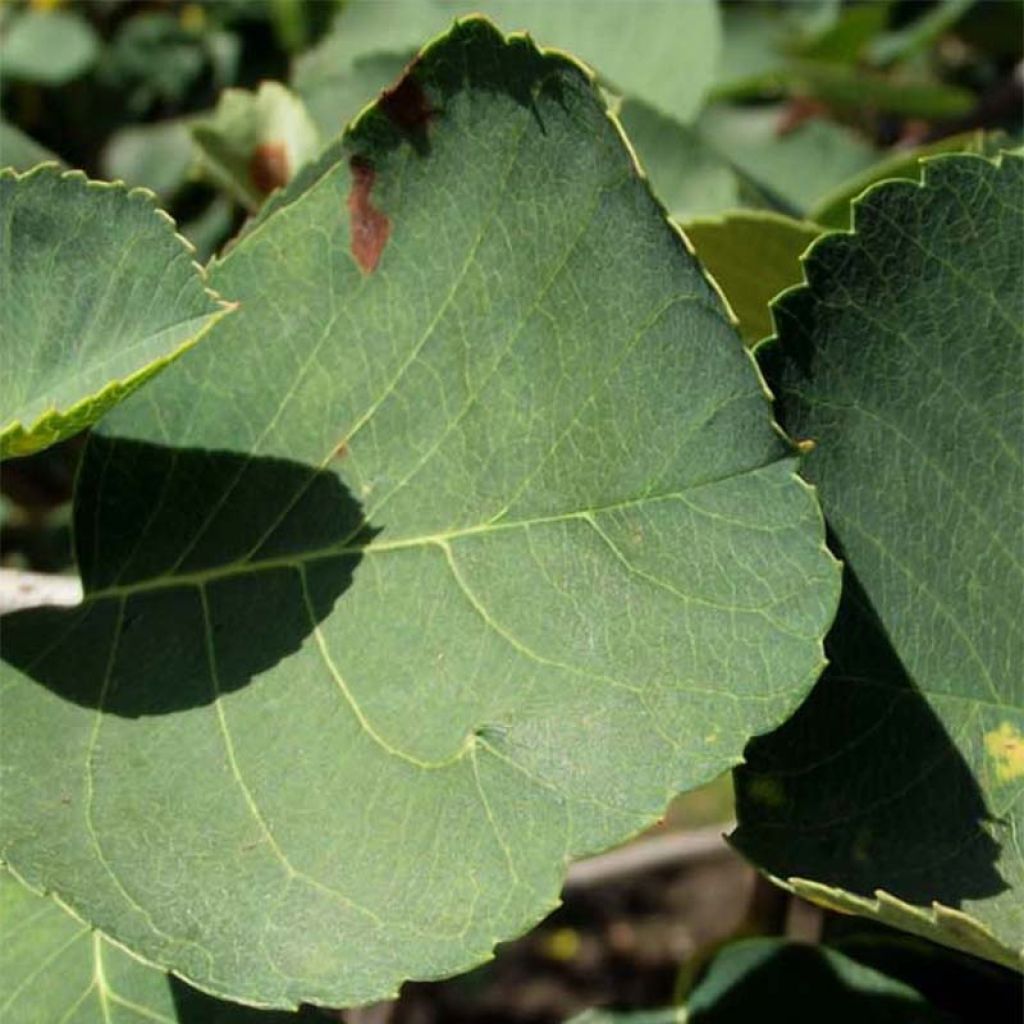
[249,141,290,195]
[347,157,390,274]
[332,441,349,460]
[380,72,436,154]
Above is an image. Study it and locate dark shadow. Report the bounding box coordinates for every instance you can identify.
[689,940,951,1024]
[732,561,1006,908]
[1,434,378,717]
[346,19,569,164]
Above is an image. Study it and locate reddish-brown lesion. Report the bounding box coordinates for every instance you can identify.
[248,141,290,195]
[347,157,391,274]
[379,73,437,150]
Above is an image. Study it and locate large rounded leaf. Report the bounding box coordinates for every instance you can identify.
[0,20,839,1008]
[0,167,229,458]
[734,153,1024,967]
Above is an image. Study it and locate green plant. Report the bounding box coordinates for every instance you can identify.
[1,4,1020,1020]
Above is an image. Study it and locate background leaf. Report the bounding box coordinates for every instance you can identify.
[683,938,950,1023]
[0,166,230,459]
[734,153,1024,968]
[0,9,100,87]
[192,81,321,211]
[0,20,838,1009]
[295,0,722,138]
[0,119,62,173]
[682,211,822,346]
[696,103,877,216]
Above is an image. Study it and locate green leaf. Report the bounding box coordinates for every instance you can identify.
[0,19,839,1008]
[0,869,307,1022]
[0,166,231,459]
[867,0,974,66]
[192,82,322,211]
[566,1009,685,1024]
[696,103,877,216]
[684,938,950,1023]
[296,0,721,138]
[0,9,100,86]
[0,119,62,173]
[102,120,196,203]
[809,131,1001,230]
[783,61,974,119]
[735,153,1024,968]
[615,99,741,221]
[682,211,822,346]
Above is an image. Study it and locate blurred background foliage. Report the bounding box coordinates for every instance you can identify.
[1,2,1021,1021]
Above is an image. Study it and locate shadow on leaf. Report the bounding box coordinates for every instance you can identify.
[732,563,1006,909]
[1,434,377,717]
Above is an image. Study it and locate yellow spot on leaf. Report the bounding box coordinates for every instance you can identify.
[984,722,1024,783]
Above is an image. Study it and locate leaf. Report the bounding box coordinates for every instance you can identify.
[566,1010,685,1024]
[102,120,196,203]
[192,82,322,211]
[0,19,840,1008]
[684,938,950,1023]
[696,103,878,216]
[101,13,210,117]
[615,99,741,221]
[0,166,231,459]
[734,153,1024,968]
[867,0,974,66]
[0,9,100,86]
[782,61,974,119]
[682,211,821,346]
[295,0,722,138]
[0,869,308,1022]
[0,119,62,173]
[809,131,1001,230]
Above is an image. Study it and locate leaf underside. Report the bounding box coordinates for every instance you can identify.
[0,20,838,1008]
[734,153,1024,969]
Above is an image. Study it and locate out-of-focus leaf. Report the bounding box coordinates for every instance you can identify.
[102,120,196,202]
[0,10,100,86]
[697,103,876,215]
[181,194,237,265]
[792,2,891,63]
[296,0,722,137]
[0,120,62,172]
[711,5,791,101]
[736,153,1024,968]
[0,166,230,459]
[192,81,320,210]
[685,939,951,1023]
[101,13,208,115]
[566,1009,685,1024]
[868,0,974,66]
[785,61,974,119]
[682,211,821,346]
[617,99,740,220]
